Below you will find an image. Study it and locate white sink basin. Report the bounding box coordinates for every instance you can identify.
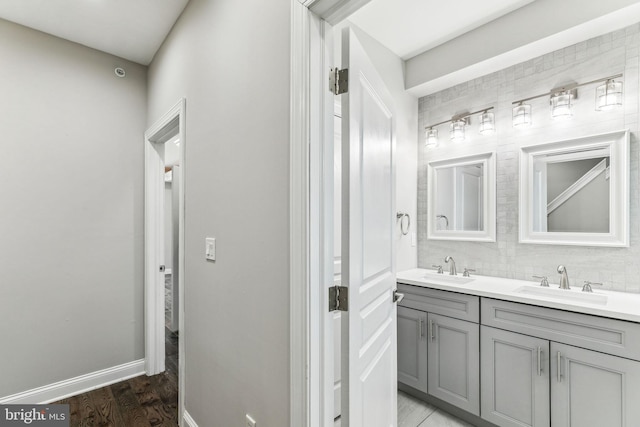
[514,285,608,306]
[423,272,475,285]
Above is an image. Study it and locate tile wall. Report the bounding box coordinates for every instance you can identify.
[418,23,640,292]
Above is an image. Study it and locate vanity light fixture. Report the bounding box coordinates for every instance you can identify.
[479,111,495,135]
[425,128,439,147]
[550,88,577,120]
[450,118,467,142]
[512,73,623,127]
[424,107,493,147]
[512,102,532,128]
[596,79,623,111]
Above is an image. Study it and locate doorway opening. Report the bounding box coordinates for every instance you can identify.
[144,98,186,422]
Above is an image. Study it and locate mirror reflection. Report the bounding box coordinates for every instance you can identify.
[435,164,484,231]
[519,130,629,247]
[427,151,496,242]
[533,151,610,233]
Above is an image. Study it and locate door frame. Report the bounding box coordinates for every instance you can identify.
[291,1,372,426]
[144,98,186,424]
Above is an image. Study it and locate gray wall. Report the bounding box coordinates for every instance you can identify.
[546,158,609,233]
[0,19,147,397]
[147,0,291,425]
[418,23,640,292]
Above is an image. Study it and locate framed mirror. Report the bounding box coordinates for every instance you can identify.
[427,152,496,242]
[519,130,629,247]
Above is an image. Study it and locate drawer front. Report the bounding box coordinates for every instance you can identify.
[482,298,640,361]
[397,283,479,323]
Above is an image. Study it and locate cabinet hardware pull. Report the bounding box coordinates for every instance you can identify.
[429,320,435,341]
[419,319,424,338]
[537,347,542,376]
[557,351,562,382]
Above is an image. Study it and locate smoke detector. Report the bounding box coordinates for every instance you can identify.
[114,67,126,78]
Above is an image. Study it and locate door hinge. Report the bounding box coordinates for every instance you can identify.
[159,265,165,273]
[330,68,348,95]
[329,285,348,312]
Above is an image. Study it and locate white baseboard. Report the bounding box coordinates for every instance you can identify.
[183,410,198,427]
[0,359,145,404]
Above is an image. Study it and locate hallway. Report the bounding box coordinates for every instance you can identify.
[55,329,178,426]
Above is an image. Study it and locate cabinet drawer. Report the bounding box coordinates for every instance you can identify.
[482,298,640,361]
[397,283,479,323]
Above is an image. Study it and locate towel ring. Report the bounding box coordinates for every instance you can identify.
[396,212,410,236]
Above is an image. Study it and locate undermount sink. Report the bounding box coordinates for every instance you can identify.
[514,285,608,305]
[423,271,475,285]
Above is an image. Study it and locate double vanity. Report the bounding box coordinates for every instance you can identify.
[396,267,640,427]
[411,117,637,426]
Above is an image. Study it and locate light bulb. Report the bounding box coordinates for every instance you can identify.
[596,79,623,111]
[450,120,466,142]
[512,103,532,128]
[479,111,495,135]
[425,128,438,147]
[551,90,574,120]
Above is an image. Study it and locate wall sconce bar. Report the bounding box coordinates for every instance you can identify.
[425,107,495,130]
[424,107,494,146]
[511,73,623,106]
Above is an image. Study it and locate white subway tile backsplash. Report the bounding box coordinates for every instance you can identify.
[418,23,640,293]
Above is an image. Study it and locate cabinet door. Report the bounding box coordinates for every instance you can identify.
[397,306,428,393]
[551,342,640,427]
[481,326,550,427]
[427,313,479,415]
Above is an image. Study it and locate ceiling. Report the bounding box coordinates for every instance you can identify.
[0,0,535,67]
[347,0,535,60]
[0,0,189,65]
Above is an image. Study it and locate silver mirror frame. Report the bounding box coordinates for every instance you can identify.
[519,130,630,247]
[427,152,497,242]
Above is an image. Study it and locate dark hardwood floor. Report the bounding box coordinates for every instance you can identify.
[55,329,179,427]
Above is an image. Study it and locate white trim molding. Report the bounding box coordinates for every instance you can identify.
[183,411,199,427]
[303,0,373,24]
[0,360,145,405]
[290,1,310,427]
[144,97,187,426]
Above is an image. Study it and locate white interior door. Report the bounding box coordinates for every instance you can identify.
[340,27,397,427]
[170,164,180,332]
[333,105,343,421]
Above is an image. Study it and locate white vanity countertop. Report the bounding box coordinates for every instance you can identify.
[397,268,640,323]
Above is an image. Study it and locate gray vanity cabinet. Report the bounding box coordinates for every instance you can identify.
[481,298,640,427]
[427,313,480,415]
[550,342,640,427]
[481,326,550,427]
[397,306,428,393]
[396,284,480,416]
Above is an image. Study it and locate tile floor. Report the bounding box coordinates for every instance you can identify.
[397,391,473,427]
[335,391,474,427]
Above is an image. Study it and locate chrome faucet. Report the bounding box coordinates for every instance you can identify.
[444,256,457,276]
[582,281,603,293]
[557,265,570,290]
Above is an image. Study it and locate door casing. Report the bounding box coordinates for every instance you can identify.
[143,98,186,425]
[290,2,387,427]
